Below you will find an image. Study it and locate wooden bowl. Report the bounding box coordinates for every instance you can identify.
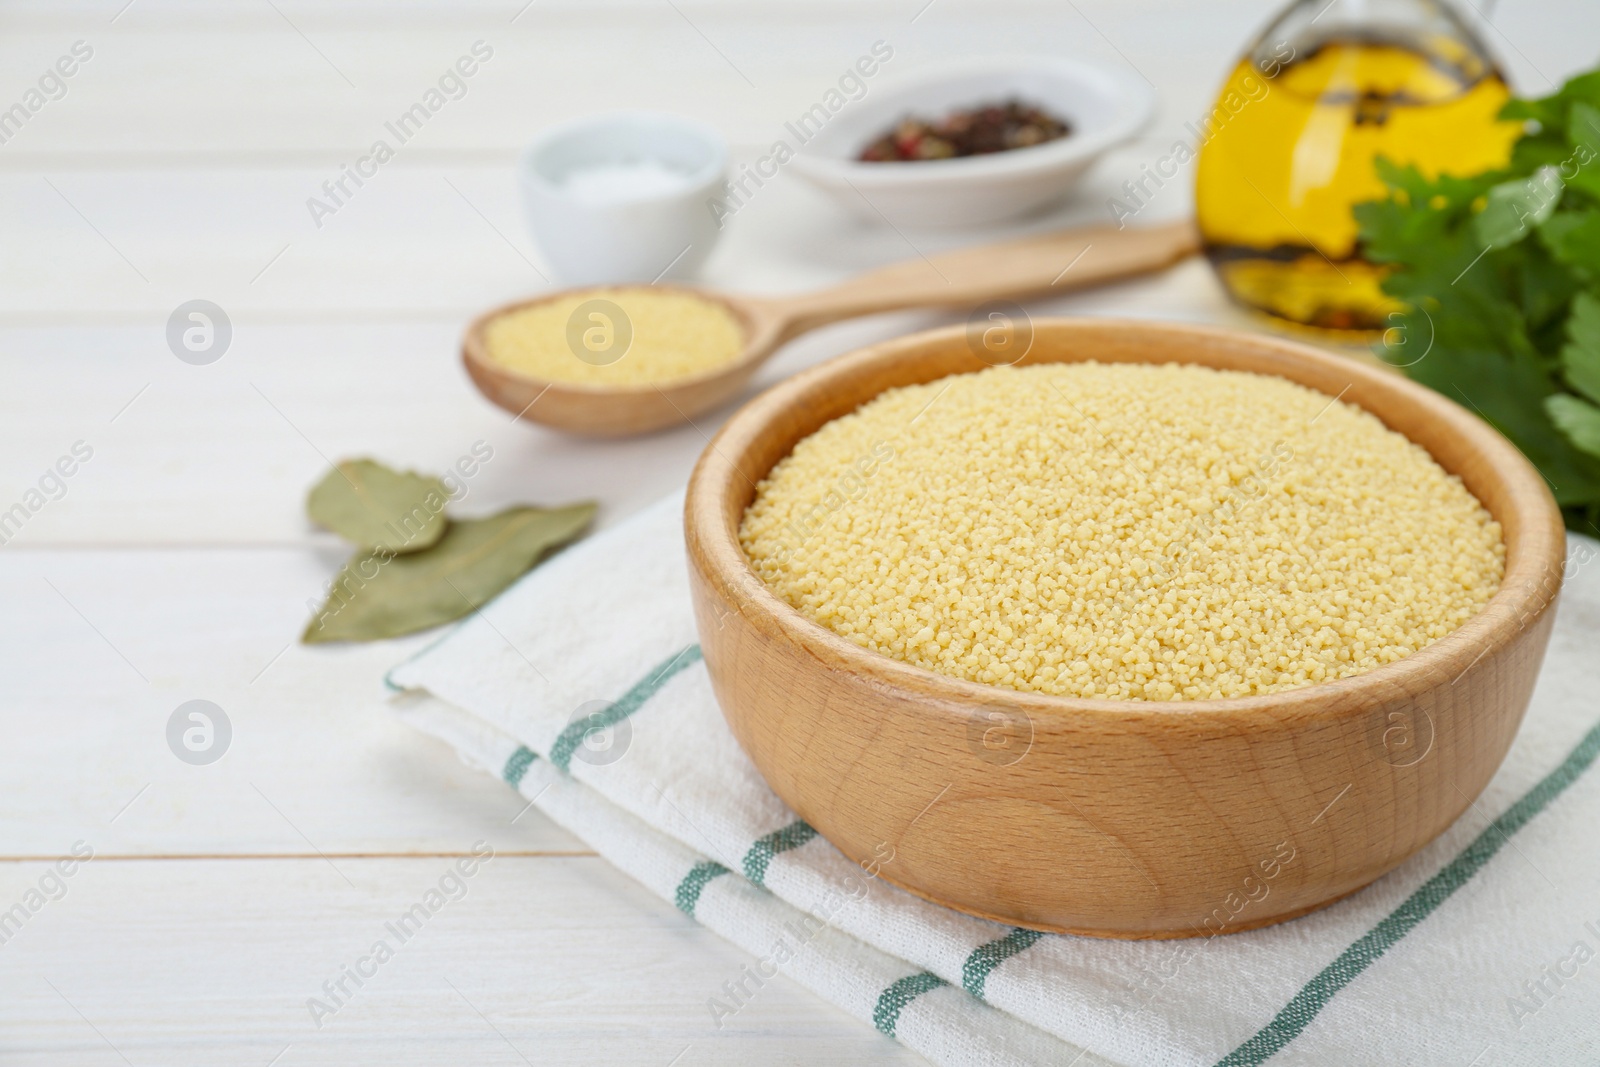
[684,318,1566,939]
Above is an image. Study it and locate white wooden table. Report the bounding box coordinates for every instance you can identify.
[3,2,1590,1062]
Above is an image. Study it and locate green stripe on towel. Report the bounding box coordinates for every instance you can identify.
[962,928,1044,999]
[502,745,537,787]
[549,644,703,771]
[674,861,731,916]
[1216,716,1600,1067]
[873,972,948,1037]
[741,820,818,886]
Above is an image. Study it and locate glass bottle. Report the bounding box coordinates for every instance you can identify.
[1195,0,1521,333]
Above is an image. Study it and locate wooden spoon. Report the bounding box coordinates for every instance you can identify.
[462,218,1200,437]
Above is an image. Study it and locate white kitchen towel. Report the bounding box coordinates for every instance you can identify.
[388,490,1600,1066]
[390,691,1092,1067]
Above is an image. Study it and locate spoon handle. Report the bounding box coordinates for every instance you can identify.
[765,218,1200,338]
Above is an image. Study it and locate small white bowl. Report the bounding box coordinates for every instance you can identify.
[518,111,727,285]
[789,58,1154,229]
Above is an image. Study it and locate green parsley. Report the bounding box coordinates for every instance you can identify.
[1355,68,1600,533]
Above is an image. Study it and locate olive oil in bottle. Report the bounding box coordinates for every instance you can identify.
[1196,0,1520,333]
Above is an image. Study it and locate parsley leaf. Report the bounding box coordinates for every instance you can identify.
[1547,394,1600,458]
[1562,292,1600,404]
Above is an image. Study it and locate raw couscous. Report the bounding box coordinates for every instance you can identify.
[483,287,745,387]
[740,361,1505,701]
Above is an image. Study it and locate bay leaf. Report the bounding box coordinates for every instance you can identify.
[301,502,596,643]
[307,459,450,554]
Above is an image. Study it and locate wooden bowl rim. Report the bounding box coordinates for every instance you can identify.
[686,317,1566,727]
[460,284,778,400]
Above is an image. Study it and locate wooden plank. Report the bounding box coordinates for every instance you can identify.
[0,0,1580,165]
[0,855,929,1065]
[0,152,1219,318]
[0,250,1230,546]
[0,547,595,857]
[0,0,1579,171]
[0,0,1292,164]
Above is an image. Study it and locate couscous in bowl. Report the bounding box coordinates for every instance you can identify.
[684,319,1565,938]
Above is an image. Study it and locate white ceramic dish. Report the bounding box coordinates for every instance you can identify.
[789,58,1155,229]
[518,111,727,285]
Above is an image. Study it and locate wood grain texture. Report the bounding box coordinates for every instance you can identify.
[0,548,590,858]
[0,857,923,1067]
[7,0,1592,1057]
[462,221,1200,437]
[684,319,1567,938]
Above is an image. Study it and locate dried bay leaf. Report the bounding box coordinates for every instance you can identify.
[302,502,597,643]
[307,459,450,554]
